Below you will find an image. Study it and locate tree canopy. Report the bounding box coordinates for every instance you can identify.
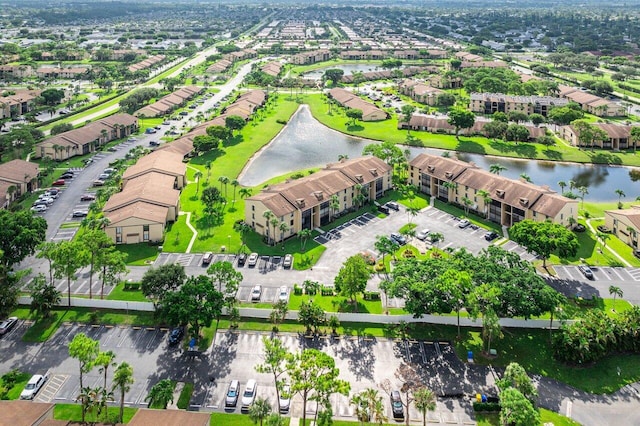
[509,220,579,267]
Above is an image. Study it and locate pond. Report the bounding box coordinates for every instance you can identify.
[302,63,393,80]
[239,105,639,202]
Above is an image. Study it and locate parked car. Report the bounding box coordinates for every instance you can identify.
[241,379,257,409]
[60,172,74,179]
[20,374,47,400]
[484,231,499,241]
[247,252,259,267]
[458,219,471,229]
[225,380,240,407]
[634,250,640,259]
[278,286,288,302]
[579,264,594,280]
[597,225,611,233]
[103,168,115,175]
[168,326,184,345]
[279,384,291,413]
[251,285,262,302]
[386,201,400,211]
[44,190,59,199]
[162,121,171,125]
[202,252,213,265]
[80,194,96,201]
[0,316,18,336]
[72,210,88,218]
[416,229,430,241]
[40,197,54,205]
[179,111,189,116]
[31,205,47,213]
[93,180,105,187]
[390,390,404,419]
[52,179,66,186]
[32,199,48,207]
[126,137,137,142]
[149,141,160,147]
[98,173,110,180]
[390,233,407,245]
[237,253,247,266]
[573,224,586,232]
[377,204,390,214]
[283,254,293,269]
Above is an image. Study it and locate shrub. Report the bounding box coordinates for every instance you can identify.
[402,249,415,258]
[1,370,21,389]
[293,284,303,295]
[359,252,376,266]
[321,286,334,296]
[276,119,288,125]
[473,402,501,412]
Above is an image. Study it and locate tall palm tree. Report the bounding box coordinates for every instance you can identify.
[298,229,313,251]
[609,285,623,312]
[231,179,239,203]
[615,189,626,207]
[519,173,532,183]
[477,189,491,219]
[218,175,230,199]
[95,350,117,390]
[205,161,212,183]
[568,180,577,192]
[97,387,115,420]
[441,181,457,203]
[270,217,280,246]
[578,186,589,207]
[558,181,567,194]
[112,362,134,423]
[76,386,99,423]
[489,164,507,175]
[194,170,203,194]
[329,194,340,222]
[350,393,369,425]
[278,222,289,246]
[263,210,274,245]
[461,196,473,215]
[406,205,420,224]
[414,387,436,426]
[249,397,272,426]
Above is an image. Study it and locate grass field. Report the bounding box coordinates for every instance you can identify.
[54,403,137,423]
[289,293,383,314]
[476,409,580,426]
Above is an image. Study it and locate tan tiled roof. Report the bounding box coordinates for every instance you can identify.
[533,193,577,218]
[157,136,194,157]
[0,400,55,425]
[104,172,178,212]
[123,150,186,180]
[410,153,473,181]
[105,201,168,225]
[129,408,209,426]
[605,206,640,229]
[0,159,39,184]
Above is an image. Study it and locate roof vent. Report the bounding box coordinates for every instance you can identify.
[445,171,453,179]
[296,198,305,208]
[355,174,363,182]
[519,197,529,206]
[313,191,323,200]
[369,168,378,176]
[427,165,435,172]
[496,189,505,198]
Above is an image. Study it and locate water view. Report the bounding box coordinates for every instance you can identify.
[239,105,639,202]
[302,63,392,80]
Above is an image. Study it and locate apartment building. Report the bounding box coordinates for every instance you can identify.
[560,122,638,150]
[245,157,392,242]
[398,80,444,106]
[135,85,202,118]
[558,85,625,117]
[0,159,39,208]
[328,88,388,121]
[469,93,568,117]
[604,206,640,254]
[409,153,577,227]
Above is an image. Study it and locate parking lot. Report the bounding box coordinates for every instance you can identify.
[554,265,640,282]
[200,331,490,423]
[156,252,294,273]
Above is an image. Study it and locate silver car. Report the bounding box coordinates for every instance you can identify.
[247,252,259,267]
[225,380,240,407]
[241,379,257,410]
[20,374,47,400]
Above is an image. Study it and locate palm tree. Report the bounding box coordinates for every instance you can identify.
[477,189,491,219]
[298,229,313,251]
[441,181,457,203]
[270,217,280,247]
[338,154,349,161]
[249,397,272,426]
[609,285,623,312]
[239,187,253,199]
[95,350,117,390]
[97,387,115,420]
[329,194,340,222]
[519,173,532,183]
[234,221,252,253]
[218,175,230,199]
[489,164,507,175]
[414,387,436,426]
[278,222,289,246]
[406,205,420,224]
[350,393,369,425]
[145,379,174,409]
[231,179,239,203]
[578,186,589,207]
[568,180,577,192]
[558,181,567,194]
[263,210,274,245]
[194,171,203,194]
[76,386,99,423]
[615,189,626,208]
[205,161,212,183]
[461,196,473,215]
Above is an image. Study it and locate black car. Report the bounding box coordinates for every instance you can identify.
[386,201,400,211]
[390,233,407,245]
[377,204,390,214]
[149,141,160,147]
[60,172,74,179]
[237,253,247,266]
[168,326,184,345]
[484,231,499,241]
[390,390,404,419]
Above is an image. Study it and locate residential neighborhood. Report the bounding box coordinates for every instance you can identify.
[0,1,640,426]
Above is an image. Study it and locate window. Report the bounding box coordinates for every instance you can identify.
[290,219,294,226]
[143,225,149,242]
[251,205,255,211]
[116,227,122,235]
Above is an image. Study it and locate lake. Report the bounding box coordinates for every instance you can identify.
[302,63,392,80]
[239,105,639,202]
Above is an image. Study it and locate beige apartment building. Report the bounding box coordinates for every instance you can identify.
[328,88,388,121]
[604,206,640,254]
[469,93,568,117]
[245,157,392,242]
[409,154,577,227]
[560,122,638,150]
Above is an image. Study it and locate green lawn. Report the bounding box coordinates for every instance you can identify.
[54,403,137,423]
[210,412,259,426]
[115,243,160,266]
[107,282,148,302]
[1,371,31,400]
[476,409,580,426]
[177,382,194,409]
[162,214,193,252]
[289,293,383,314]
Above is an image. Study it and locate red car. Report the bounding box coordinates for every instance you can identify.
[80,194,96,201]
[52,179,66,186]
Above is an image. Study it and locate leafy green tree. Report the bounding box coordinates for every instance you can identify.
[414,387,436,426]
[447,106,475,138]
[505,123,530,142]
[269,300,289,331]
[298,229,313,251]
[0,209,47,270]
[298,300,326,334]
[207,261,242,307]
[225,115,246,135]
[529,113,545,126]
[435,269,472,337]
[345,108,363,125]
[436,92,456,107]
[52,240,87,307]
[483,120,508,140]
[28,273,61,318]
[145,379,175,409]
[630,126,640,153]
[497,363,538,405]
[193,135,218,154]
[334,255,371,309]
[94,350,117,391]
[482,308,502,354]
[287,349,350,426]
[255,337,290,411]
[140,263,186,308]
[401,104,416,126]
[97,247,128,299]
[40,88,65,105]
[374,235,397,269]
[499,388,540,426]
[510,220,579,267]
[69,333,99,422]
[50,123,74,135]
[79,229,113,299]
[323,69,344,85]
[249,397,272,426]
[547,105,584,125]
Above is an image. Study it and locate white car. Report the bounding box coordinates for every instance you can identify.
[20,374,47,400]
[247,252,259,267]
[416,229,430,241]
[278,286,288,302]
[279,383,291,413]
[241,379,257,409]
[251,285,262,302]
[31,205,47,213]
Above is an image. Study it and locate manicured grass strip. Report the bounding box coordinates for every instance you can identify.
[115,243,160,266]
[54,403,137,423]
[162,214,193,253]
[20,308,157,342]
[107,282,148,302]
[476,409,580,426]
[210,412,258,426]
[177,382,194,409]
[289,293,383,314]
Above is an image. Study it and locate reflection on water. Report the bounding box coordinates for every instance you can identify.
[239,105,638,201]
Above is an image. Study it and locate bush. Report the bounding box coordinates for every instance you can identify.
[276,119,288,125]
[473,402,501,412]
[293,284,303,296]
[1,370,21,389]
[321,286,334,296]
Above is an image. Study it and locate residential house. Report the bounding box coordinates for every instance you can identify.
[135,85,202,118]
[0,89,39,119]
[245,156,392,242]
[560,122,638,150]
[128,54,166,73]
[0,65,35,79]
[558,85,625,117]
[103,172,180,221]
[604,206,640,253]
[207,59,233,74]
[469,93,568,117]
[261,61,283,77]
[36,67,89,79]
[0,159,39,206]
[398,79,444,106]
[122,150,186,189]
[455,51,483,62]
[458,60,508,70]
[328,88,388,121]
[409,153,577,227]
[34,113,138,160]
[290,49,331,65]
[401,115,546,141]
